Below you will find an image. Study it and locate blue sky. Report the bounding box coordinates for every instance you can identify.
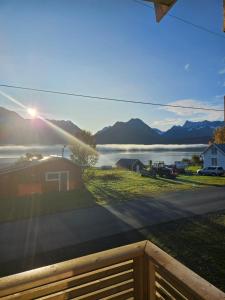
[0,0,224,132]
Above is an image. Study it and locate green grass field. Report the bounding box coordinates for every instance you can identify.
[147,211,225,292]
[86,168,225,204]
[1,168,225,222]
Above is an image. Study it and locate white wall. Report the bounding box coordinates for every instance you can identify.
[203,145,225,168]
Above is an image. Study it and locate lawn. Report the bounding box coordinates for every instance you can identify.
[147,211,225,292]
[185,165,201,173]
[1,168,225,222]
[86,168,225,204]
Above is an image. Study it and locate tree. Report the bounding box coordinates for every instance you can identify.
[182,158,191,164]
[70,130,98,169]
[16,152,43,164]
[213,127,225,144]
[191,155,201,165]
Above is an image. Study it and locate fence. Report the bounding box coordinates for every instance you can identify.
[0,240,224,300]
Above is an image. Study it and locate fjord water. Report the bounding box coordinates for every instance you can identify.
[0,144,206,168]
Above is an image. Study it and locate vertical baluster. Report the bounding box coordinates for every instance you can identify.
[133,256,144,300]
[149,260,156,300]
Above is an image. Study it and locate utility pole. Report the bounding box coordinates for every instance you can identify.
[224,0,225,32]
[224,96,225,123]
[61,145,66,158]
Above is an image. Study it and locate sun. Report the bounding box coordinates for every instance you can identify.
[27,108,37,118]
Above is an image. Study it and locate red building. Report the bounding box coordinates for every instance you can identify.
[0,157,83,198]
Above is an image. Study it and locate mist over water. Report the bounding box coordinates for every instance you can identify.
[0,144,205,168]
[97,144,207,152]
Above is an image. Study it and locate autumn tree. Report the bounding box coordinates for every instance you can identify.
[213,127,225,144]
[70,130,98,169]
[191,155,201,165]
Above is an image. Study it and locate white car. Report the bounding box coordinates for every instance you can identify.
[197,167,224,176]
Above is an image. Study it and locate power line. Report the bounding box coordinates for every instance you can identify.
[133,0,225,40]
[0,83,223,112]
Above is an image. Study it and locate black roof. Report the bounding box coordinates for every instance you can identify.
[0,156,78,175]
[116,158,144,168]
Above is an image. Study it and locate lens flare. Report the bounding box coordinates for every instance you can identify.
[0,89,98,156]
[27,108,37,118]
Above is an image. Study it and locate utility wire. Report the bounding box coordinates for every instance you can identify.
[133,0,225,40]
[0,83,223,112]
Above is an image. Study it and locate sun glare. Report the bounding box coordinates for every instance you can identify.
[27,108,37,118]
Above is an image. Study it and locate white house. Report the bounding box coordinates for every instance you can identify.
[202,144,225,168]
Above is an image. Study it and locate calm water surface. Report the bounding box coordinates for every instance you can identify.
[0,144,206,168]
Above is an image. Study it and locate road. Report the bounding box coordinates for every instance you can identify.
[0,187,225,276]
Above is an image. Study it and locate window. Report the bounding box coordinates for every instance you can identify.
[211,147,217,155]
[46,172,60,181]
[45,171,69,192]
[211,158,217,166]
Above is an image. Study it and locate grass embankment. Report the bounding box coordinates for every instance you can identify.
[147,211,225,292]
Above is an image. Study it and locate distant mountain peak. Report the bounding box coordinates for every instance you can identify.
[0,106,81,145]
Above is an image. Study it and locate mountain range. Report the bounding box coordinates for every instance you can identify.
[0,107,81,145]
[0,107,224,145]
[95,119,224,144]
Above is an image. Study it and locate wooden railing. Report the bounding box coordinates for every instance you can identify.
[0,241,224,300]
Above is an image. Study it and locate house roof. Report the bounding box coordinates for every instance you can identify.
[216,144,225,154]
[202,144,225,155]
[116,158,144,168]
[0,156,79,175]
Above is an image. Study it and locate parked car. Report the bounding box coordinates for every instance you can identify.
[197,166,224,176]
[140,168,157,178]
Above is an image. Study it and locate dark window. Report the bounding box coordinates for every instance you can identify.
[211,147,217,155]
[46,172,60,181]
[211,159,217,166]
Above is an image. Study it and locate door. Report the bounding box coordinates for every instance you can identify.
[60,172,69,192]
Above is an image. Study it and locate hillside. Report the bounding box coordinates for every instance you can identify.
[95,118,163,144]
[0,107,81,145]
[95,119,224,144]
[0,107,224,145]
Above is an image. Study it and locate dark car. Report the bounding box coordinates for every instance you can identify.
[197,166,224,176]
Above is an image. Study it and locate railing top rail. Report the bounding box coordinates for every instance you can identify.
[0,240,225,300]
[145,241,225,300]
[0,241,146,298]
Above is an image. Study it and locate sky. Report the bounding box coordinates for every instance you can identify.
[0,0,224,132]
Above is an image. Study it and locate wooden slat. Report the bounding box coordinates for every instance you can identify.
[101,289,134,300]
[156,285,176,300]
[0,241,146,298]
[156,273,187,300]
[156,291,166,300]
[0,261,133,300]
[1,240,225,300]
[156,268,198,300]
[145,242,225,300]
[38,273,133,300]
[68,281,134,300]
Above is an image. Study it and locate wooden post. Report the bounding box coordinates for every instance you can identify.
[144,0,177,22]
[133,256,145,300]
[149,260,156,300]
